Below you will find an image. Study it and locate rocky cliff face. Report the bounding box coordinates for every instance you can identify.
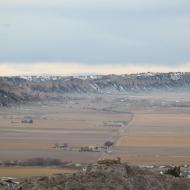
[0,72,190,106]
[19,72,190,93]
[0,77,37,106]
[18,162,190,190]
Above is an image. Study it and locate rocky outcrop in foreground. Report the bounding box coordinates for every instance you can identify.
[18,161,190,190]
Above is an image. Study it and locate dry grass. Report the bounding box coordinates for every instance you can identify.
[0,167,77,177]
[103,153,190,165]
[0,104,131,129]
[0,102,132,162]
[117,133,190,148]
[0,143,51,150]
[117,112,190,148]
[1,97,190,166]
[115,111,190,165]
[130,113,190,128]
[121,155,190,165]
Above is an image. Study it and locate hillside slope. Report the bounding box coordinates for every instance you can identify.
[18,162,190,190]
[0,77,36,106]
[0,72,190,106]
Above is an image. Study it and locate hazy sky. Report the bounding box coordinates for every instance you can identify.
[0,0,190,75]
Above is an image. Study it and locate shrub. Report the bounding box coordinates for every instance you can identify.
[164,166,181,177]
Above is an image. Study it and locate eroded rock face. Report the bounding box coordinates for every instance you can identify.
[1,72,190,106]
[18,163,190,190]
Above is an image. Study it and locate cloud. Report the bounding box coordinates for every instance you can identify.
[0,62,190,76]
[1,0,189,9]
[0,0,190,66]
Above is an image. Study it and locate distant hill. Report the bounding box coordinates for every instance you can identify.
[0,77,36,106]
[0,72,190,106]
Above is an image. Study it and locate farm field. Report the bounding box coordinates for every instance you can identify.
[0,167,77,177]
[115,111,190,165]
[0,96,132,163]
[0,93,190,168]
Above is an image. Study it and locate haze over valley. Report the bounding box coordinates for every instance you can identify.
[1,0,190,189]
[0,72,190,167]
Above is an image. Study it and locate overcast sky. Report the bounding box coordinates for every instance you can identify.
[0,0,190,75]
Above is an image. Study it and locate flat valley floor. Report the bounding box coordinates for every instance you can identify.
[0,92,190,176]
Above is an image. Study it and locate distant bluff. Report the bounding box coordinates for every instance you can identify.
[1,72,190,106]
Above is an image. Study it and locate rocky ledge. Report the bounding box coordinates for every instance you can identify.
[15,160,190,190]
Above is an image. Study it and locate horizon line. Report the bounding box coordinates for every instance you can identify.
[0,62,190,76]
